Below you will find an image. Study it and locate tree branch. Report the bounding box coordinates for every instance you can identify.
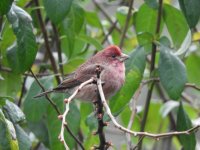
[92,0,122,33]
[96,72,200,140]
[58,78,94,150]
[52,23,64,78]
[34,0,61,84]
[30,69,85,150]
[18,76,27,107]
[119,0,134,48]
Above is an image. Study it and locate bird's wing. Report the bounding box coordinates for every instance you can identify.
[53,64,105,91]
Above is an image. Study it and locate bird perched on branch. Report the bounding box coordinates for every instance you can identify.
[34,45,129,102]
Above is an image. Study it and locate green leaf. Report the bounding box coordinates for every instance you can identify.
[3,100,25,123]
[135,3,163,35]
[0,0,13,15]
[110,47,146,113]
[0,72,21,97]
[85,11,102,28]
[0,96,14,106]
[186,54,200,86]
[15,125,32,150]
[158,46,187,100]
[23,76,53,122]
[163,4,189,48]
[0,109,19,150]
[178,0,200,28]
[27,120,49,147]
[6,5,37,73]
[116,6,133,28]
[43,0,73,24]
[85,112,97,131]
[79,34,103,50]
[177,102,196,150]
[60,3,85,58]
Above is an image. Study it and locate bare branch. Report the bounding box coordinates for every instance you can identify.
[58,78,94,150]
[96,73,200,141]
[34,0,61,84]
[185,83,200,91]
[119,0,134,48]
[30,69,85,150]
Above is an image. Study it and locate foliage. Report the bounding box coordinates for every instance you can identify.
[0,0,200,149]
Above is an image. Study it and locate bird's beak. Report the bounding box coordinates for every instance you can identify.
[117,53,129,62]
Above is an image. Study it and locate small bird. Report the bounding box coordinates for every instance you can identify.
[34,45,129,102]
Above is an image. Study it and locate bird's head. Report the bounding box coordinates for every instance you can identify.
[101,45,129,64]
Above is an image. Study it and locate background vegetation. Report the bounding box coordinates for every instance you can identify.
[0,0,200,149]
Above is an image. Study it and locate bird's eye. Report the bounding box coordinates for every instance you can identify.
[111,54,116,58]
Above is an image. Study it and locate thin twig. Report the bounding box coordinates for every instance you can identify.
[119,0,134,48]
[18,76,27,107]
[126,82,143,150]
[24,0,34,8]
[23,72,61,78]
[52,23,64,78]
[185,83,200,91]
[92,0,121,33]
[101,20,118,44]
[34,0,61,84]
[30,69,85,150]
[58,78,94,150]
[96,75,200,140]
[0,66,12,72]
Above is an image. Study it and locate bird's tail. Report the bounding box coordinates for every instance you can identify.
[34,90,54,98]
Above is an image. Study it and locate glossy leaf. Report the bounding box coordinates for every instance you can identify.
[110,47,146,113]
[23,76,53,122]
[0,72,21,97]
[178,0,200,28]
[60,3,85,58]
[177,102,196,150]
[163,4,189,48]
[27,120,49,147]
[43,0,72,24]
[6,5,37,73]
[79,34,103,50]
[158,46,187,100]
[3,100,25,123]
[135,4,162,35]
[15,125,32,150]
[186,54,200,86]
[0,0,13,15]
[0,109,19,150]
[135,3,163,51]
[85,11,102,28]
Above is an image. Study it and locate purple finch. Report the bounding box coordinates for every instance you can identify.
[34,45,129,101]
